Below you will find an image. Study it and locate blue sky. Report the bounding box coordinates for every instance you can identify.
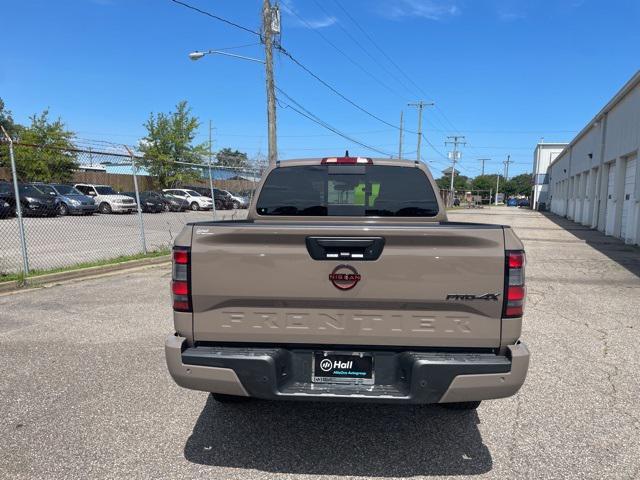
[2,0,639,177]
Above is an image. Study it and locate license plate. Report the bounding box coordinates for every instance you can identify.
[312,352,374,385]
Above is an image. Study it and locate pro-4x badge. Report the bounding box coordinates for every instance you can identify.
[446,293,500,301]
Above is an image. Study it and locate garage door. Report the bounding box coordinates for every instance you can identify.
[574,174,583,223]
[582,170,591,225]
[621,157,637,241]
[605,161,616,235]
[568,177,575,219]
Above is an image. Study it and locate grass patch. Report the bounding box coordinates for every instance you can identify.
[0,248,170,284]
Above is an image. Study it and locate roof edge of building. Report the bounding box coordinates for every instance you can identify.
[548,69,640,170]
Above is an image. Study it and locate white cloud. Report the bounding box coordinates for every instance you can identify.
[383,0,461,21]
[280,0,338,29]
[305,17,338,29]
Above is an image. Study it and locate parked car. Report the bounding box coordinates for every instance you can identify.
[145,191,188,212]
[518,198,530,208]
[181,185,234,210]
[0,192,13,218]
[0,182,16,218]
[74,184,137,214]
[223,190,249,209]
[121,191,164,213]
[1,183,59,217]
[162,188,213,211]
[507,198,518,207]
[166,156,529,408]
[37,184,97,216]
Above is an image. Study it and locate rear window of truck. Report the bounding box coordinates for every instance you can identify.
[256,165,439,217]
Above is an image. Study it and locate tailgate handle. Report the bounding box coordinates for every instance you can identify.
[306,237,385,261]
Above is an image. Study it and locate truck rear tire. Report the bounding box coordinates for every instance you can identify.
[440,401,481,411]
[210,393,250,403]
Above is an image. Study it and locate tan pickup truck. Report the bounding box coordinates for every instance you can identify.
[165,157,529,410]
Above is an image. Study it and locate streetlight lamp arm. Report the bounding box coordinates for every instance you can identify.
[189,50,265,64]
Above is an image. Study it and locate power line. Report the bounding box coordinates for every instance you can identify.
[331,0,431,101]
[169,0,260,36]
[275,87,393,157]
[309,0,415,100]
[281,4,406,100]
[216,42,262,51]
[330,0,466,137]
[277,45,413,134]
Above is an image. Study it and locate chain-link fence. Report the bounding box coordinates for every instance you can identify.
[0,142,259,279]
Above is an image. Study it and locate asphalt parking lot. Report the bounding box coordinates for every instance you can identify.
[0,208,246,273]
[1,207,639,479]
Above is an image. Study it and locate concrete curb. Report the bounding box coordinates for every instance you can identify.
[0,255,171,294]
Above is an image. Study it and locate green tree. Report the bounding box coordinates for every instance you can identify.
[216,148,249,168]
[11,110,78,182]
[0,98,20,139]
[471,174,502,192]
[503,173,532,197]
[435,174,469,191]
[139,101,207,188]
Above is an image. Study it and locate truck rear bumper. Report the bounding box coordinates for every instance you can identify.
[165,334,529,404]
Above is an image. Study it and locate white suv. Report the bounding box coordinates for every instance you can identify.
[162,188,213,211]
[74,184,137,214]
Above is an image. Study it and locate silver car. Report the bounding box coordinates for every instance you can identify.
[41,184,98,215]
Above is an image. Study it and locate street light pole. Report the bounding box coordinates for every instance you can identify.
[262,0,278,167]
[208,119,216,220]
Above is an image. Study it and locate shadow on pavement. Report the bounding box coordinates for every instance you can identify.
[184,395,492,477]
[541,212,640,278]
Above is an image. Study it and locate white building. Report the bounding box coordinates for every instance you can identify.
[548,70,640,246]
[532,143,567,210]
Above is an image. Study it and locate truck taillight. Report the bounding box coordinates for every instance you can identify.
[504,250,525,318]
[172,246,191,312]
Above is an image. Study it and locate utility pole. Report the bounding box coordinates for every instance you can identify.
[445,135,466,206]
[495,173,500,206]
[407,101,434,162]
[477,158,490,176]
[398,111,404,160]
[208,119,216,219]
[503,154,513,181]
[262,0,279,166]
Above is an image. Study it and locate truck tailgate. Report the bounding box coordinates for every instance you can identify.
[190,222,505,348]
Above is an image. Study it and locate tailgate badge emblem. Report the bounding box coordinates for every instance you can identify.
[446,293,500,301]
[329,265,361,291]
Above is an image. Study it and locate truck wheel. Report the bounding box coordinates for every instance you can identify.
[440,401,481,411]
[99,202,112,214]
[210,393,250,403]
[190,202,200,211]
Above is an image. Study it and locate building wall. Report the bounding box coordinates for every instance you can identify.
[548,71,640,245]
[532,144,566,210]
